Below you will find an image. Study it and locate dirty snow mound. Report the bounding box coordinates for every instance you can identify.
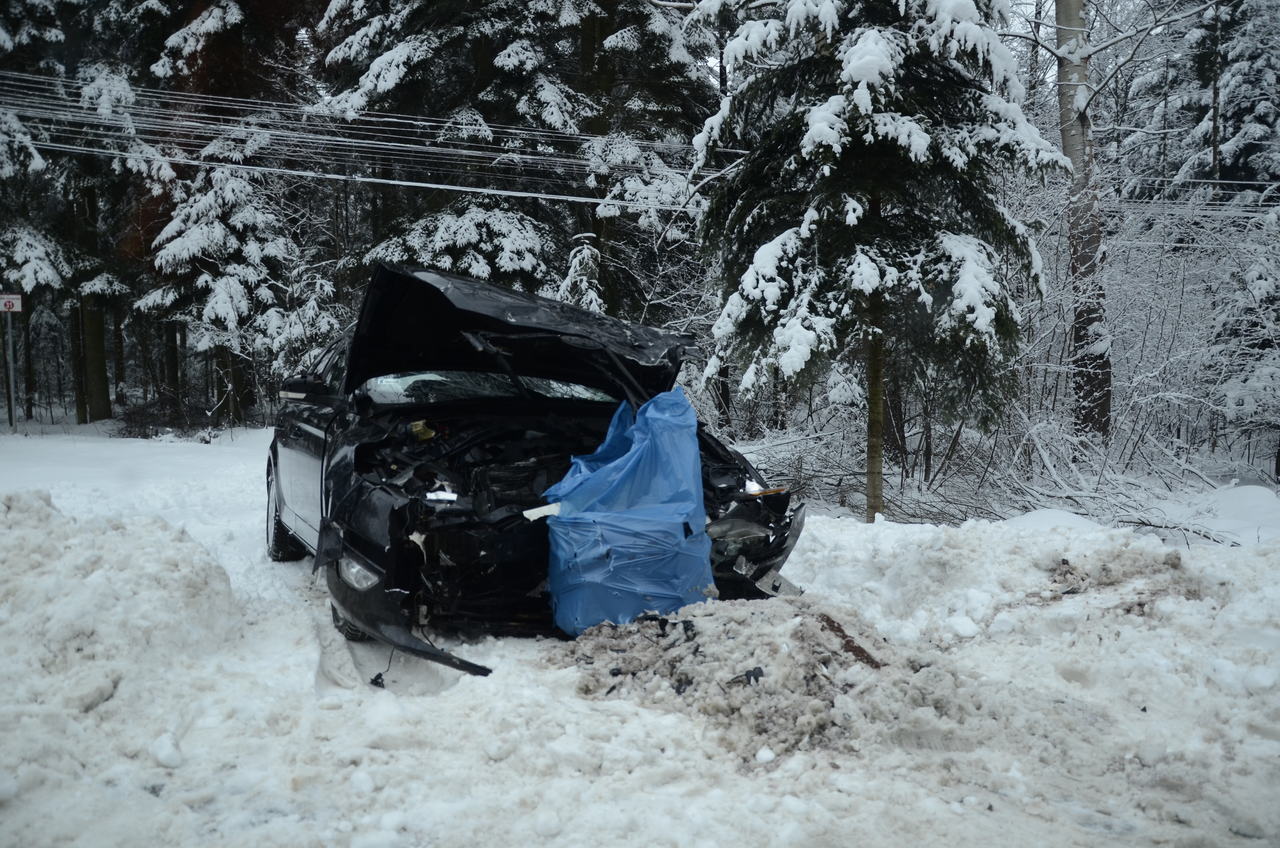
[568,598,949,759]
[567,599,1105,768]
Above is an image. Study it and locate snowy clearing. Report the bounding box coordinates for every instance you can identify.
[1,428,1278,847]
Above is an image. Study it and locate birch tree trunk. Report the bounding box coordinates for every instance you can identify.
[1056,0,1112,439]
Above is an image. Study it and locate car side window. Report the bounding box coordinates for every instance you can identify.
[321,344,348,394]
[300,343,336,379]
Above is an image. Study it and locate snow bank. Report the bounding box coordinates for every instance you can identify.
[569,598,1082,767]
[568,512,1280,842]
[0,491,238,845]
[1155,484,1280,545]
[785,513,1187,643]
[1,432,1276,847]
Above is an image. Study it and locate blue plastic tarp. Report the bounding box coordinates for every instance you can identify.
[542,388,714,635]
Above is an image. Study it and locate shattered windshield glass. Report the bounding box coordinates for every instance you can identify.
[361,370,617,405]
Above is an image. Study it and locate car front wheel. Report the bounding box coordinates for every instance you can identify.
[267,464,306,562]
[330,604,372,642]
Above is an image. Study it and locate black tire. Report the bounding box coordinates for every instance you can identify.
[267,464,306,562]
[331,604,372,642]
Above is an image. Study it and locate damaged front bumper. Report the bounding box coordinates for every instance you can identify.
[316,411,807,678]
[325,545,495,676]
[323,495,807,679]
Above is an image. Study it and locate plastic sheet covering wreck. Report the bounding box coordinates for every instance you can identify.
[542,388,715,635]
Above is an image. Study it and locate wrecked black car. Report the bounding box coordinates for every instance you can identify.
[266,265,805,675]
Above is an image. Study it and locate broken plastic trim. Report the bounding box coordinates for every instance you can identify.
[330,596,494,677]
[367,619,493,677]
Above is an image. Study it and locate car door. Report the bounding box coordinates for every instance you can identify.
[276,343,343,547]
[291,342,350,545]
[273,350,326,534]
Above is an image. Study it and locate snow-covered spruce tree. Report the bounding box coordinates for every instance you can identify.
[0,0,68,178]
[1212,217,1280,475]
[315,0,715,313]
[694,0,1065,520]
[0,226,69,418]
[135,2,315,423]
[147,138,298,423]
[1178,0,1280,188]
[1,0,68,420]
[315,0,568,290]
[562,0,717,317]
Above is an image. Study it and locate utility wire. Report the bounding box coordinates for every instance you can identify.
[0,73,732,208]
[3,69,1274,216]
[0,89,711,180]
[26,139,699,211]
[0,70,745,156]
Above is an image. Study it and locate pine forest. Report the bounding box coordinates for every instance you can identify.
[1,0,1277,524]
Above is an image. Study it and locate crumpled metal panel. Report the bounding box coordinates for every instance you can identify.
[343,265,694,399]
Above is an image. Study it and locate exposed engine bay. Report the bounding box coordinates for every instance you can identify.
[323,400,803,641]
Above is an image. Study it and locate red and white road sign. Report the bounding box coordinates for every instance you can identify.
[0,293,21,312]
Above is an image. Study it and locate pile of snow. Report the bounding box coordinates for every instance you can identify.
[568,506,1280,840]
[1153,484,1280,545]
[570,599,1099,770]
[0,491,236,668]
[568,599,897,760]
[0,491,238,840]
[786,512,1191,644]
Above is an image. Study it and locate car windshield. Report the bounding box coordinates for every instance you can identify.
[361,370,616,405]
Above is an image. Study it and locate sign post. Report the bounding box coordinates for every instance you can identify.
[1,293,21,431]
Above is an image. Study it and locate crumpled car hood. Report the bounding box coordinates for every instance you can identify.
[343,265,695,400]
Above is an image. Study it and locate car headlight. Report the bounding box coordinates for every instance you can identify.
[707,517,771,558]
[707,517,772,542]
[339,557,381,591]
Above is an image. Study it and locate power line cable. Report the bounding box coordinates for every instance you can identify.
[25,139,700,211]
[0,69,747,156]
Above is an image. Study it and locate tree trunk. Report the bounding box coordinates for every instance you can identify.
[162,320,180,420]
[214,347,233,425]
[82,294,112,421]
[1209,2,1223,180]
[865,332,885,522]
[886,374,907,465]
[1027,0,1045,101]
[68,300,88,425]
[922,400,934,484]
[112,302,126,404]
[770,366,787,430]
[22,307,34,420]
[137,318,159,405]
[2,313,13,429]
[229,348,250,424]
[1056,0,1112,440]
[715,362,734,430]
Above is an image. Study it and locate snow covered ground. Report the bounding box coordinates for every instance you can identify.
[1,427,1278,847]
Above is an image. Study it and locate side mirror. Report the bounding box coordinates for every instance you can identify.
[279,374,329,400]
[351,387,374,417]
